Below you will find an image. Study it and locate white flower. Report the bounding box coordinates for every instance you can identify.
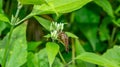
[51,30,58,41]
[50,22,65,41]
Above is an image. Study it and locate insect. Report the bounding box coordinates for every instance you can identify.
[58,31,69,52]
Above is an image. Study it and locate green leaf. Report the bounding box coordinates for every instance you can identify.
[99,17,111,41]
[116,31,120,40]
[84,62,96,67]
[75,39,85,55]
[76,52,119,67]
[0,23,27,67]
[0,49,4,64]
[28,41,42,51]
[75,39,86,67]
[27,49,49,67]
[27,52,39,67]
[65,32,78,39]
[103,46,120,66]
[0,14,9,22]
[44,34,51,38]
[46,42,59,67]
[6,23,27,67]
[117,18,120,24]
[0,0,9,35]
[27,49,50,67]
[74,7,100,51]
[74,7,100,23]
[34,16,51,31]
[19,0,46,5]
[93,0,114,18]
[28,48,63,67]
[0,22,6,35]
[115,5,120,14]
[0,0,3,13]
[29,0,92,17]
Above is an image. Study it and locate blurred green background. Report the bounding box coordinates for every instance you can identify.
[0,0,120,67]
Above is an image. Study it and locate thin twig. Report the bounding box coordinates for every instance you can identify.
[58,51,67,64]
[108,27,117,48]
[72,39,75,64]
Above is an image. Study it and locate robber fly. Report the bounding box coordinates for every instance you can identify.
[58,31,69,52]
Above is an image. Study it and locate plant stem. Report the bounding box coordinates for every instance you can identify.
[109,27,117,48]
[2,26,14,67]
[113,36,117,45]
[65,60,73,66]
[70,12,75,23]
[2,2,22,67]
[15,15,30,25]
[72,39,75,65]
[58,51,66,64]
[111,27,116,41]
[11,2,23,25]
[15,3,22,18]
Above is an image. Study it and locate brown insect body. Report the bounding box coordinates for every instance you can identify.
[58,31,69,52]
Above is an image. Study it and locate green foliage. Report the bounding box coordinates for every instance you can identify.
[0,0,3,13]
[103,46,120,66]
[19,0,46,5]
[0,14,9,22]
[93,0,114,18]
[99,17,111,41]
[27,41,42,51]
[0,22,6,35]
[75,39,85,55]
[76,52,119,67]
[74,7,100,51]
[0,23,27,67]
[75,39,86,67]
[27,48,63,67]
[29,0,92,17]
[0,49,4,64]
[34,16,51,31]
[27,52,39,67]
[75,46,120,67]
[46,42,59,67]
[0,0,9,35]
[65,32,78,39]
[0,0,120,67]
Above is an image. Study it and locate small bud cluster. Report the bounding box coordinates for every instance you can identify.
[50,22,64,41]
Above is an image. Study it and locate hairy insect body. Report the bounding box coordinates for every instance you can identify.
[58,32,69,52]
